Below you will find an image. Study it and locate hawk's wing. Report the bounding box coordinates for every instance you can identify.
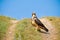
[35,18,45,27]
[35,18,48,32]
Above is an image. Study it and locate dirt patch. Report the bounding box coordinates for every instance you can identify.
[3,18,58,40]
[40,18,58,40]
[4,20,19,40]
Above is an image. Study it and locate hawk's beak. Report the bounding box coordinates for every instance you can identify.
[32,15,36,17]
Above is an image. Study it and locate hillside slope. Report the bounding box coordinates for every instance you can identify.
[4,20,19,40]
[0,16,16,40]
[15,19,42,40]
[15,17,60,40]
[40,18,58,40]
[46,17,60,40]
[0,16,60,40]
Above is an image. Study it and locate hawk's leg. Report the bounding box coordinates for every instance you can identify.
[37,26,41,32]
[35,26,41,31]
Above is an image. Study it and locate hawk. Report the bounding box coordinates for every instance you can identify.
[31,12,48,32]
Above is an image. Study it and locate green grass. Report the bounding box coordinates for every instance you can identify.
[0,16,14,40]
[15,19,42,40]
[0,16,16,20]
[0,16,60,40]
[46,17,60,40]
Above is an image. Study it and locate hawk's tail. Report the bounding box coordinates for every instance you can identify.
[43,27,48,32]
[40,26,49,32]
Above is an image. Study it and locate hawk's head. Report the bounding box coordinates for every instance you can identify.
[32,12,36,16]
[32,12,37,20]
[32,12,37,17]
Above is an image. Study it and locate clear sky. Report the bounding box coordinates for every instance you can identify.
[0,0,60,19]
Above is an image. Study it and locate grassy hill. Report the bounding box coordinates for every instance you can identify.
[0,16,16,40]
[15,17,60,40]
[15,19,42,40]
[0,16,60,40]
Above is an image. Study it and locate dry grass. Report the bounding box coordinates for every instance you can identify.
[0,16,14,40]
[0,16,60,40]
[15,19,42,40]
[46,17,60,40]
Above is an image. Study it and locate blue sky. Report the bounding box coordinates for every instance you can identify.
[0,0,60,19]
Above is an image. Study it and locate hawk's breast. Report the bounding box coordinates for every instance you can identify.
[32,20,37,27]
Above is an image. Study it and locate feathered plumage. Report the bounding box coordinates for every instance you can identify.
[31,12,48,32]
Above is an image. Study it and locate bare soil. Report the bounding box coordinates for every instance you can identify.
[4,20,19,40]
[40,18,58,40]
